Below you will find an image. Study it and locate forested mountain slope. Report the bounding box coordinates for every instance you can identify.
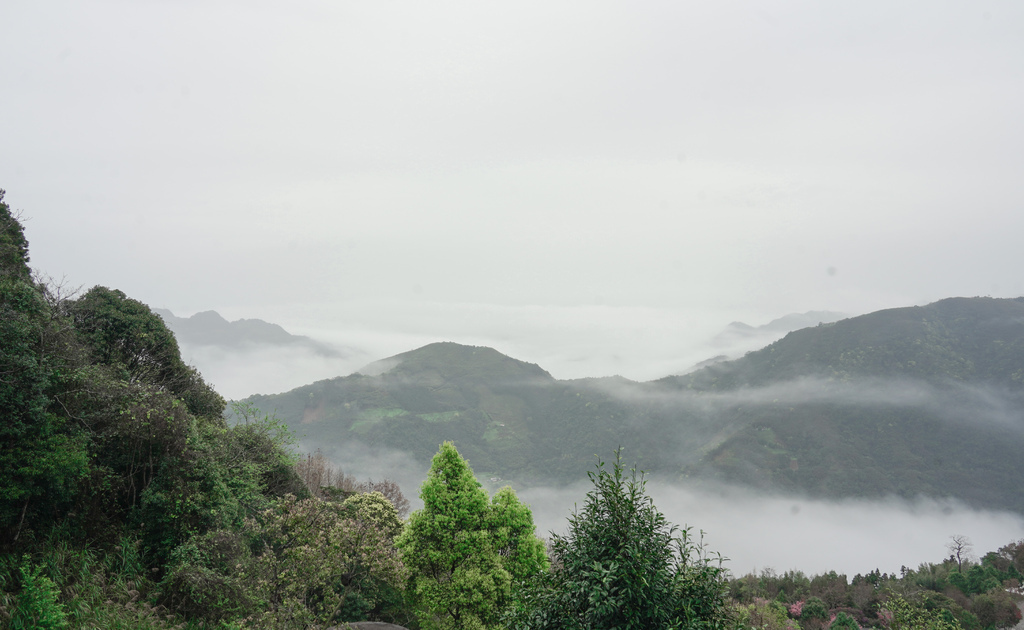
[246,298,1024,512]
[669,298,1024,388]
[661,297,1024,505]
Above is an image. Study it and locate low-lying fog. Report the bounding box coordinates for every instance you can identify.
[309,440,1024,578]
[527,482,1024,578]
[180,299,820,399]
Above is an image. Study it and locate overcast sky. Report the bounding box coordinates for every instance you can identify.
[4,1,1024,382]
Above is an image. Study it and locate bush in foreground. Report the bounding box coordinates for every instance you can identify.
[509,451,730,630]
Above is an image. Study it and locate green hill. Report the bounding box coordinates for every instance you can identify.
[247,342,657,482]
[243,298,1024,512]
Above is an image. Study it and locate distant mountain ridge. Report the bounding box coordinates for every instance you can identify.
[691,310,849,371]
[155,308,345,357]
[719,310,849,337]
[673,297,1024,389]
[243,297,1024,513]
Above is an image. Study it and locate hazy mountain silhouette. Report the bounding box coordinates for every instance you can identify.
[155,308,346,357]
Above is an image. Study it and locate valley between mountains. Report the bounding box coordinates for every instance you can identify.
[240,297,1024,514]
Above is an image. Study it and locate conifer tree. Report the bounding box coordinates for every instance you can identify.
[397,442,546,630]
[510,451,729,630]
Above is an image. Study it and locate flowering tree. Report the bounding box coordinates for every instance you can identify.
[243,493,406,629]
[882,593,962,630]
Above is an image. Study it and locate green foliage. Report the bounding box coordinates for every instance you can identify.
[884,592,964,630]
[397,441,547,630]
[342,491,403,539]
[488,486,548,583]
[0,191,30,280]
[947,565,1002,597]
[511,451,729,630]
[968,590,1021,630]
[0,212,89,540]
[730,559,1022,630]
[242,494,407,629]
[225,401,305,502]
[9,558,68,629]
[734,598,798,630]
[159,490,411,629]
[0,195,410,628]
[69,286,224,418]
[910,562,952,593]
[130,402,304,566]
[994,540,1024,575]
[830,611,859,630]
[158,528,254,623]
[0,539,180,630]
[802,597,829,622]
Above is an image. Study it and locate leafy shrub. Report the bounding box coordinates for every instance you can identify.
[159,529,253,623]
[830,611,859,630]
[10,559,68,629]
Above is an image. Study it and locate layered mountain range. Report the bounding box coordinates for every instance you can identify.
[243,297,1024,513]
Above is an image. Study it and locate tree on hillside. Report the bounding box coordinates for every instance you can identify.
[69,286,224,418]
[510,451,730,630]
[396,442,547,630]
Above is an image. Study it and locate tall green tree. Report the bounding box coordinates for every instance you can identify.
[511,451,729,630]
[488,486,548,583]
[397,442,546,630]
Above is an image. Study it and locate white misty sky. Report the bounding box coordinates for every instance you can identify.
[3,1,1024,380]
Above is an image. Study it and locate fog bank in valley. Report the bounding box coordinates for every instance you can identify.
[180,342,372,399]
[305,440,1024,578]
[593,375,1024,437]
[519,481,1024,578]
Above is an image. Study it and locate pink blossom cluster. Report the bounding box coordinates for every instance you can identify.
[789,601,804,617]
